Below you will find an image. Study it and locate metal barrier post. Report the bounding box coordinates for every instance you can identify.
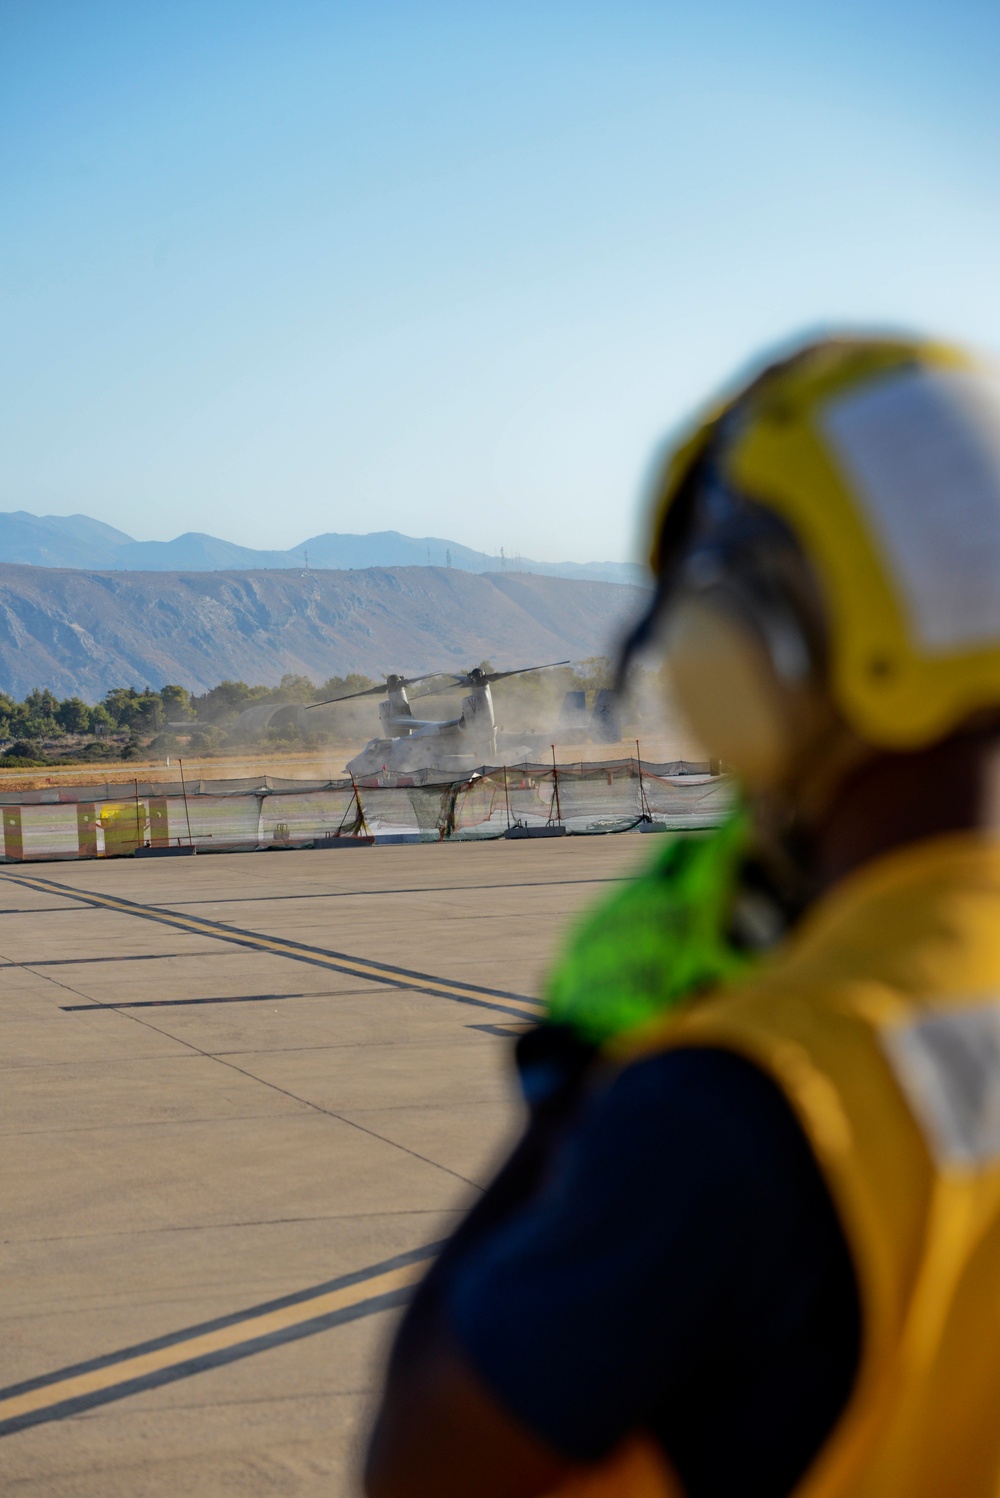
[635,739,652,822]
[549,744,563,826]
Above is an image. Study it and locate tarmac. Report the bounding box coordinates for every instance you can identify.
[0,834,646,1496]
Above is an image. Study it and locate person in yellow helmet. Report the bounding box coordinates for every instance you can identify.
[365,334,1000,1498]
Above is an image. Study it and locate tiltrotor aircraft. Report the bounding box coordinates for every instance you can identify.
[308,662,569,780]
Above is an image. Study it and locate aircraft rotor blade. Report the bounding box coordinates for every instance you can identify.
[484,659,571,684]
[405,671,465,693]
[307,669,461,709]
[310,659,572,710]
[408,675,467,700]
[306,682,389,708]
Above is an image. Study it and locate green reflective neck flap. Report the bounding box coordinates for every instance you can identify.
[544,813,752,1045]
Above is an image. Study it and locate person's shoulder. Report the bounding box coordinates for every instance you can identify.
[594,1044,820,1193]
[607,1044,791,1124]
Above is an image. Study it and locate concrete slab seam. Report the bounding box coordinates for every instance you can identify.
[165,875,628,907]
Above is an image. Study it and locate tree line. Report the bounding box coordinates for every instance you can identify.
[0,675,382,737]
[0,660,617,766]
[0,674,378,765]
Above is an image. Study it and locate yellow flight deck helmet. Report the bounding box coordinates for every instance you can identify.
[636,334,1000,790]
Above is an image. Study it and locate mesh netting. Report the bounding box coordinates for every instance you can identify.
[0,760,732,862]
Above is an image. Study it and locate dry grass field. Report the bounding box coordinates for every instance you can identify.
[0,733,699,794]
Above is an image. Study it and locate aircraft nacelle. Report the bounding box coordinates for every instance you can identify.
[459,682,498,760]
[379,688,414,738]
[460,682,495,731]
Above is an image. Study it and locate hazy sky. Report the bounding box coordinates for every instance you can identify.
[3,1,999,563]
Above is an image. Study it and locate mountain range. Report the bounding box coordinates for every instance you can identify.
[0,563,646,701]
[0,512,644,586]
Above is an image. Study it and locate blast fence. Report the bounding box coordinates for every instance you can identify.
[0,759,732,863]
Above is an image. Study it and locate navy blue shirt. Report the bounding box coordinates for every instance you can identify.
[447,1048,861,1498]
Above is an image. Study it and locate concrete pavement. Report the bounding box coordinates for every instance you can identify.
[0,835,647,1496]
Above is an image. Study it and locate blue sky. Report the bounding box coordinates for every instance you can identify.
[3,0,999,563]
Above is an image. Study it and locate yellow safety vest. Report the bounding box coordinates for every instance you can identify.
[550,833,1000,1498]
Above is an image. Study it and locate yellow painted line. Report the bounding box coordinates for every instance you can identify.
[0,1242,446,1438]
[0,1260,423,1430]
[2,871,542,1019]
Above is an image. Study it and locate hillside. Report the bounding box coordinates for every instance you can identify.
[0,513,644,585]
[0,564,647,700]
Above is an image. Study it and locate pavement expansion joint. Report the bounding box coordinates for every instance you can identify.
[12,1207,461,1247]
[0,950,237,969]
[165,874,627,906]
